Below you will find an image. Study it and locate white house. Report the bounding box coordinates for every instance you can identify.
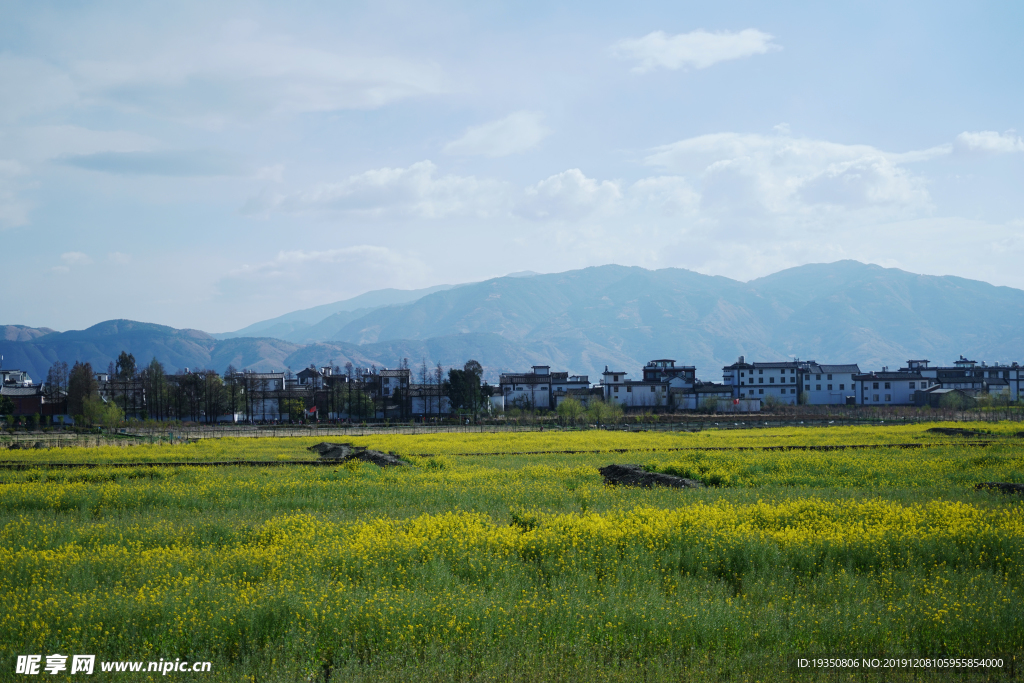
[672,382,736,410]
[722,357,801,405]
[853,370,933,406]
[500,365,568,409]
[904,357,1020,399]
[801,364,860,405]
[600,359,699,409]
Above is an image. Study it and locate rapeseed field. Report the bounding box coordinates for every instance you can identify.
[1,423,1021,681]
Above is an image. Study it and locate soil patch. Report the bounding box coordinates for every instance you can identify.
[975,482,1024,496]
[307,442,407,468]
[927,427,984,437]
[598,463,703,489]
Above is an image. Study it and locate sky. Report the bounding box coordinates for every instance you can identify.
[2,0,1023,333]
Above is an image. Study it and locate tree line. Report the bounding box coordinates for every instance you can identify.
[39,354,489,425]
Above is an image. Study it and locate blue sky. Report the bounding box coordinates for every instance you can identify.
[2,0,1023,332]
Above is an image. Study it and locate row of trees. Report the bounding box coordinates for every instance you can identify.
[41,354,490,425]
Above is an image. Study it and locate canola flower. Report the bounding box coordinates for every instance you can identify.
[5,420,1023,466]
[0,427,1021,681]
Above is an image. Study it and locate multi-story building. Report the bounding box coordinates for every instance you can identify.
[722,357,802,405]
[602,359,694,408]
[853,369,934,406]
[903,357,1020,399]
[801,363,861,405]
[550,374,596,407]
[0,369,34,387]
[500,366,558,409]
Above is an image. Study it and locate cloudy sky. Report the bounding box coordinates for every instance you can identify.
[3,0,1023,332]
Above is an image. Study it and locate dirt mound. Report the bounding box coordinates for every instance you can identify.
[308,442,352,459]
[975,482,1024,495]
[598,464,703,489]
[927,427,983,437]
[306,442,406,468]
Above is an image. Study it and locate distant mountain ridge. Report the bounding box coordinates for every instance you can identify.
[3,261,1023,382]
[215,284,455,341]
[2,325,56,342]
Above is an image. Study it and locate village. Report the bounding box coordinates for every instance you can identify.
[2,352,1021,425]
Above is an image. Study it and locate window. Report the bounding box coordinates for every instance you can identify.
[884,382,891,389]
[827,374,833,380]
[770,377,775,384]
[759,389,764,394]
[650,386,655,392]
[839,384,845,390]
[759,378,764,384]
[740,372,745,377]
[614,386,619,392]
[759,369,763,374]
[816,374,821,380]
[885,394,891,402]
[827,384,832,390]
[816,385,821,391]
[741,381,745,385]
[873,394,879,402]
[805,385,810,391]
[873,382,879,389]
[627,386,632,392]
[909,382,915,389]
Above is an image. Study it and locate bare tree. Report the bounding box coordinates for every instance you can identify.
[345,362,354,422]
[435,362,445,418]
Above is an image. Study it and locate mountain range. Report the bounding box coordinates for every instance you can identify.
[4,261,1023,383]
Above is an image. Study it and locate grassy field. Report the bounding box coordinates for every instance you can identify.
[1,423,1021,681]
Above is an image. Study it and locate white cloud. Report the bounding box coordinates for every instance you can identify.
[645,132,932,218]
[245,161,511,219]
[217,246,431,311]
[516,169,621,221]
[107,252,132,265]
[0,125,155,163]
[954,131,1024,155]
[60,251,92,265]
[72,29,444,125]
[60,149,246,176]
[444,111,550,157]
[626,176,700,216]
[0,26,444,128]
[612,29,780,73]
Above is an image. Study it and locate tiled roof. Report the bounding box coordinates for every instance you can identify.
[810,364,861,374]
[853,372,924,380]
[0,386,42,396]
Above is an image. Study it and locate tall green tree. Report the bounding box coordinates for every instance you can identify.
[448,360,484,419]
[67,361,98,418]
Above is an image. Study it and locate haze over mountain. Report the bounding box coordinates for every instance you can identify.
[3,261,1023,383]
[214,284,455,342]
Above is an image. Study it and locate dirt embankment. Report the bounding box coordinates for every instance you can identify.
[307,442,407,468]
[598,464,703,489]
